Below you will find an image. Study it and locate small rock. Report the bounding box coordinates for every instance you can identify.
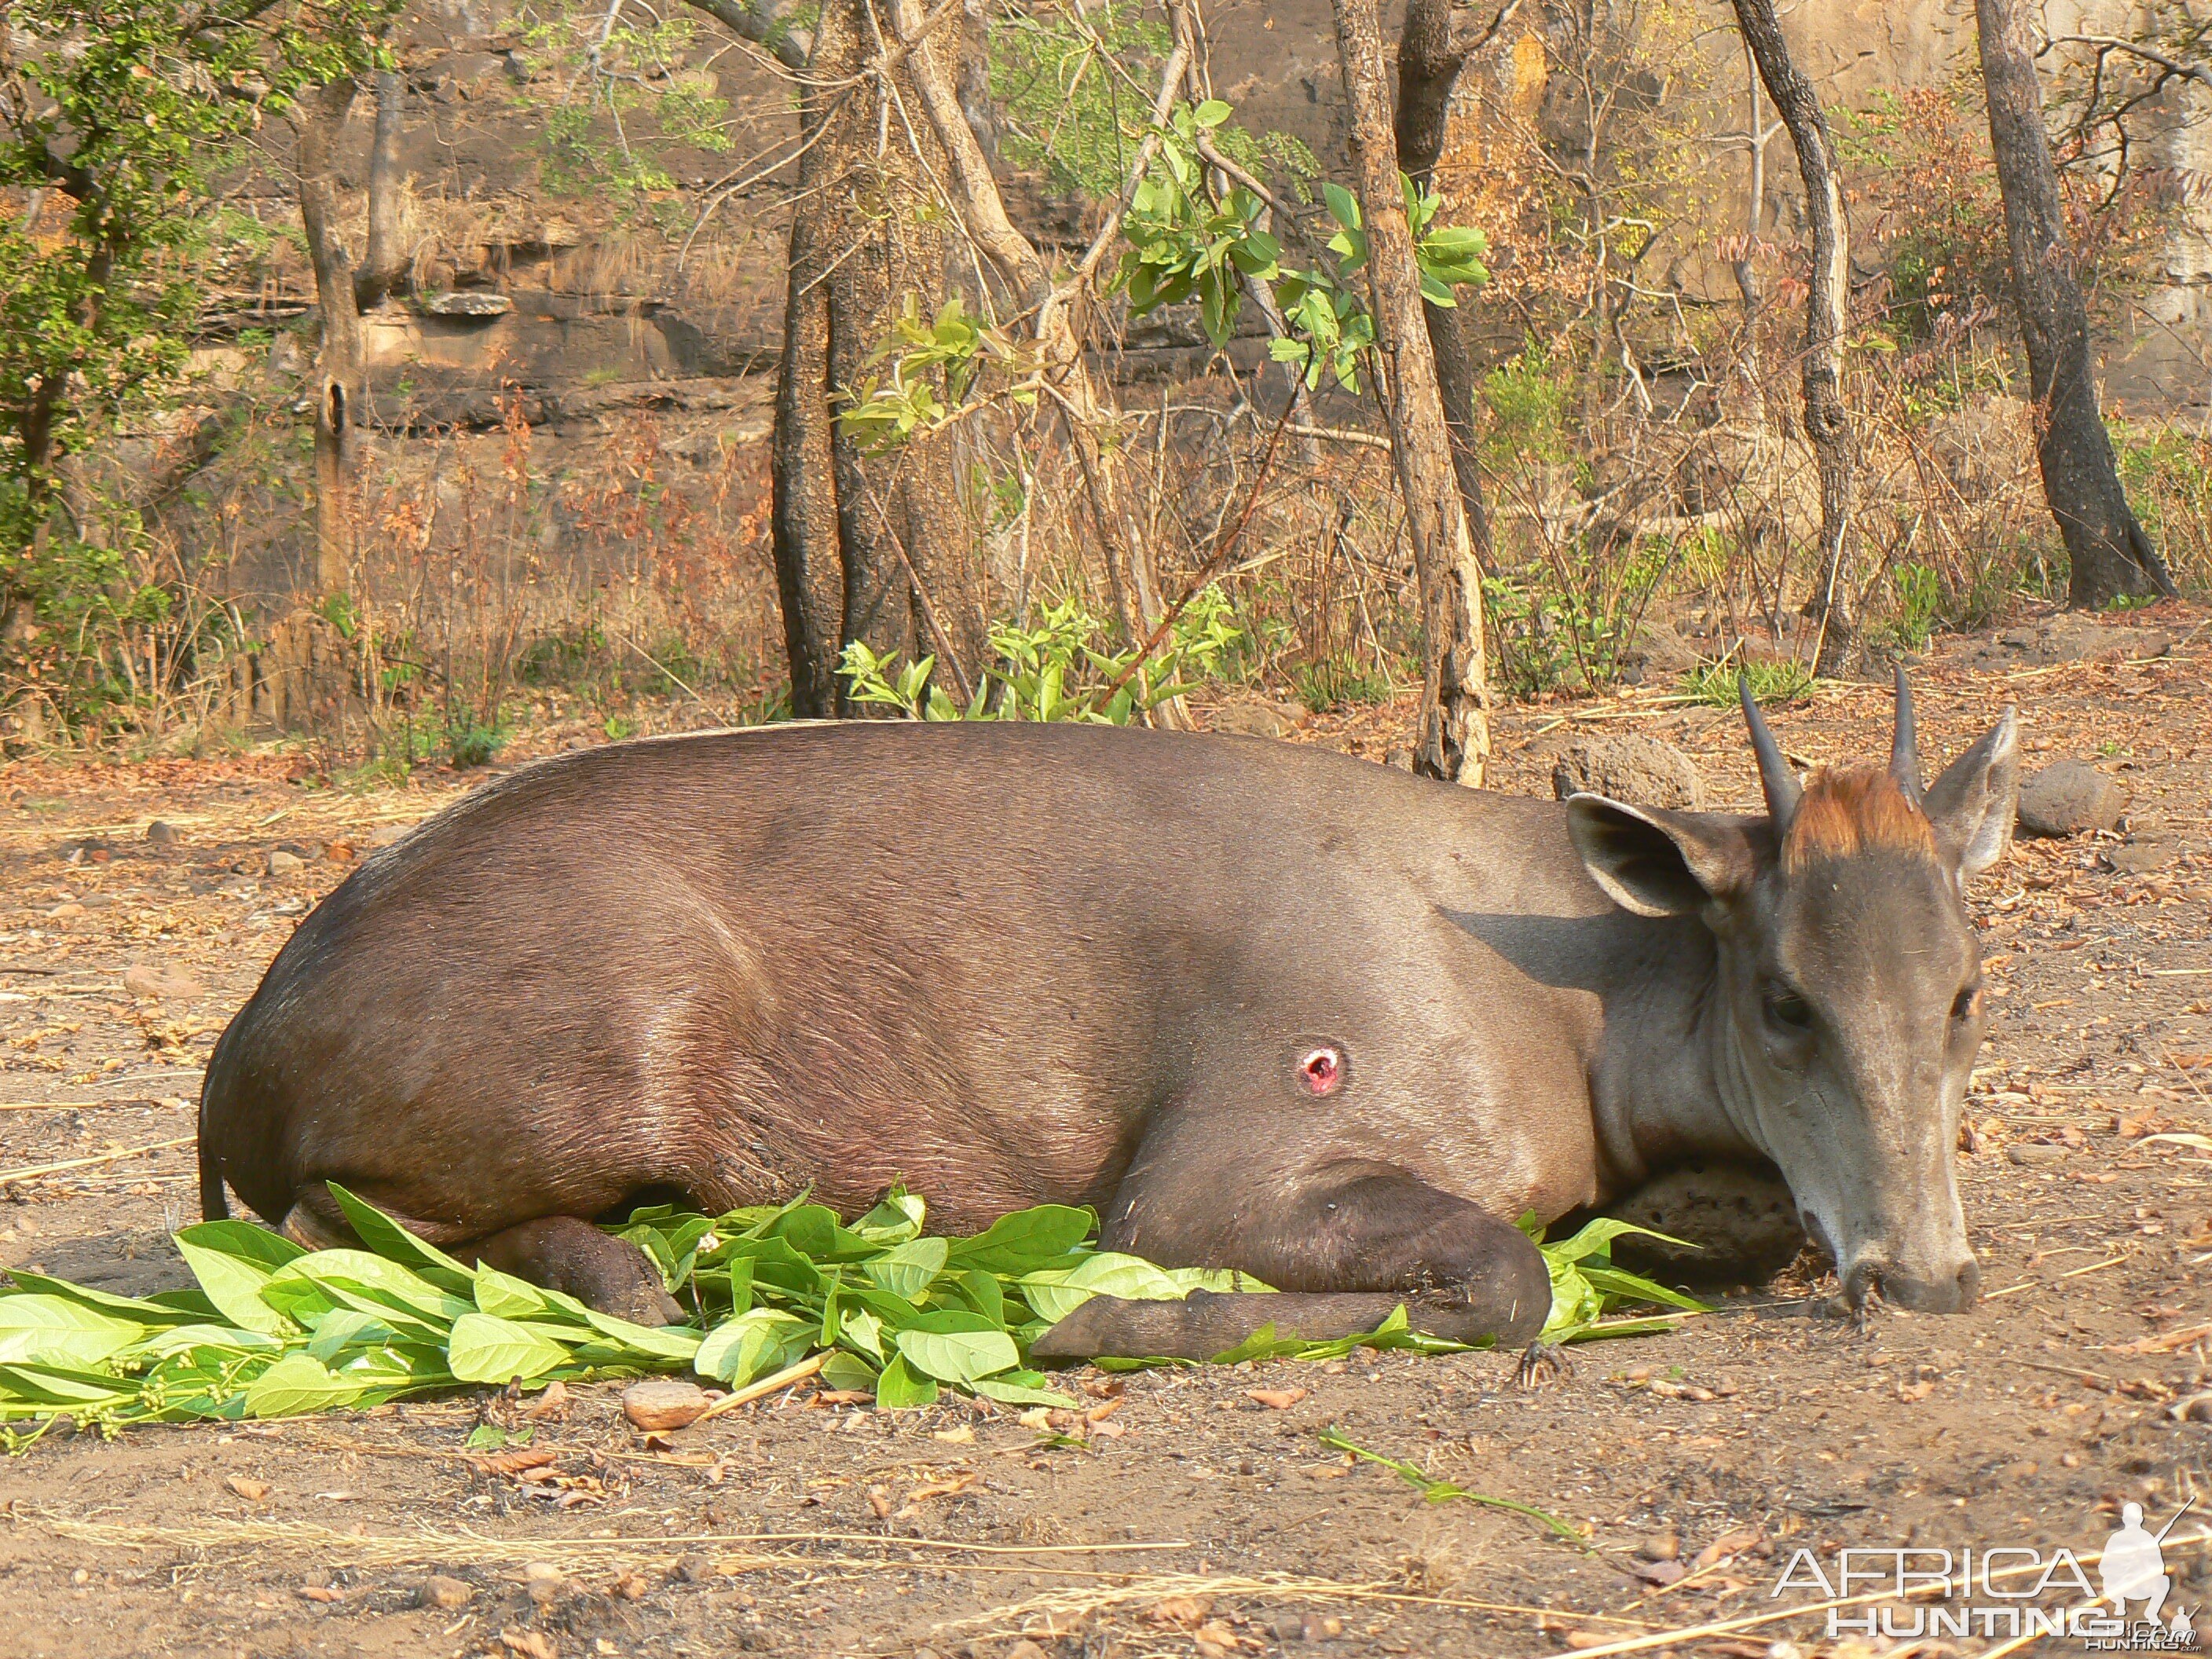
[1269,1613,1309,1641]
[1244,1386,1308,1409]
[1210,701,1302,740]
[1384,745,1415,771]
[123,964,205,1001]
[368,824,411,848]
[419,1575,473,1610]
[266,849,307,877]
[2016,760,2126,837]
[45,902,83,919]
[2007,1143,2066,1165]
[623,1377,711,1431]
[672,1551,716,1584]
[1553,734,1704,811]
[1005,1643,1049,1659]
[1638,1531,1682,1562]
[522,1561,564,1604]
[2104,838,2175,875]
[145,821,180,848]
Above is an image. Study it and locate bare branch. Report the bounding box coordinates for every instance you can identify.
[2043,33,2212,96]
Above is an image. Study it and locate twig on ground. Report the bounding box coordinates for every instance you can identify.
[0,1136,194,1187]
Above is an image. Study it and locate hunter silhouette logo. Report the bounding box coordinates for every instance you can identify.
[2100,1500,2197,1643]
[1770,1496,2202,1648]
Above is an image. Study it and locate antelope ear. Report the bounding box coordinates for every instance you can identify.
[1923,708,2020,884]
[1566,796,1757,917]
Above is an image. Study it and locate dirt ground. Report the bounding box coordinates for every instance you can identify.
[0,606,2206,1659]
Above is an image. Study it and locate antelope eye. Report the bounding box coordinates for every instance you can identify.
[1952,985,1983,1021]
[1763,991,1814,1033]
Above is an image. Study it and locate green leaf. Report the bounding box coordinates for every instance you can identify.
[1021,1251,1188,1324]
[1193,98,1232,129]
[324,1185,476,1294]
[946,1205,1095,1274]
[944,1268,1005,1328]
[851,1189,927,1243]
[579,1308,701,1361]
[894,1314,1020,1385]
[839,1307,886,1362]
[244,1352,366,1418]
[174,1237,294,1337]
[0,1296,145,1368]
[971,1372,1080,1408]
[819,1350,881,1392]
[174,1221,306,1271]
[1,1272,203,1329]
[872,1352,939,1408]
[862,1236,948,1301]
[304,1308,401,1364]
[1323,181,1362,233]
[263,1251,468,1338]
[694,1309,810,1387]
[446,1313,573,1385]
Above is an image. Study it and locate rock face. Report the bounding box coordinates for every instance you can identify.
[417,290,514,318]
[2017,760,2128,837]
[1552,734,1704,811]
[1968,619,2174,670]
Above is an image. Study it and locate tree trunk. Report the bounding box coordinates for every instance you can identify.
[1974,0,2177,606]
[888,0,1191,724]
[295,78,364,599]
[1393,0,1495,568]
[1728,0,1855,654]
[1330,0,1488,783]
[767,0,983,716]
[354,70,407,311]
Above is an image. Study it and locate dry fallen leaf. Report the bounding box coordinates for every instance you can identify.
[1145,1594,1214,1628]
[930,1424,976,1444]
[295,1584,342,1603]
[900,1470,979,1508]
[467,1447,558,1478]
[1691,1527,1764,1571]
[1244,1386,1309,1410]
[499,1630,558,1659]
[224,1474,270,1502]
[520,1379,569,1419]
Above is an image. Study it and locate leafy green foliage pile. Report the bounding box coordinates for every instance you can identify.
[838,588,1244,725]
[0,1185,1697,1441]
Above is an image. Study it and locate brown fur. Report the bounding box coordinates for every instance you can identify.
[1782,767,1939,873]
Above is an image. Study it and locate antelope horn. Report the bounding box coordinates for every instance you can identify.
[1741,675,1802,828]
[1890,664,1923,804]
